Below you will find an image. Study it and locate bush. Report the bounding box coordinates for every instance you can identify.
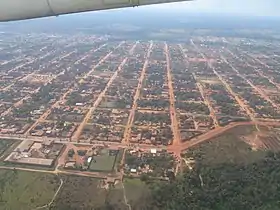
[67,149,75,158]
[77,150,87,156]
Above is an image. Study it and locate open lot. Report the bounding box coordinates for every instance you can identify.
[183,125,266,166]
[50,175,106,209]
[50,175,127,210]
[89,149,120,172]
[0,169,60,210]
[0,139,15,156]
[124,178,151,210]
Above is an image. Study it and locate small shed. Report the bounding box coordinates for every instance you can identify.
[130,168,137,173]
[87,157,93,163]
[150,149,157,154]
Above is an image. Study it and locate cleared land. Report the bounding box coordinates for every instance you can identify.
[0,139,15,156]
[50,175,106,209]
[106,182,129,210]
[0,169,60,210]
[89,155,116,172]
[124,178,152,210]
[50,175,127,210]
[184,125,266,166]
[89,149,119,172]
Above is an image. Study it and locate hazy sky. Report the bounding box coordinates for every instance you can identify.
[145,0,280,16]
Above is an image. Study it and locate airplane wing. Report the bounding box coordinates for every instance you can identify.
[0,0,192,22]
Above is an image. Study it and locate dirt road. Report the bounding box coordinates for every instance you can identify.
[72,57,129,141]
[165,43,181,146]
[24,87,74,135]
[221,53,279,109]
[24,44,117,136]
[122,41,153,144]
[191,43,257,123]
[230,49,280,101]
[189,40,219,128]
[72,42,138,141]
[0,165,121,179]
[169,120,280,153]
[196,79,219,128]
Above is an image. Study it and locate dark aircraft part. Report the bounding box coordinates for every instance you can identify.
[0,0,191,22]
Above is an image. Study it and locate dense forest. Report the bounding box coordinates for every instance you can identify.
[147,151,280,210]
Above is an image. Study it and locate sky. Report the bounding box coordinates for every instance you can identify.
[143,0,280,17]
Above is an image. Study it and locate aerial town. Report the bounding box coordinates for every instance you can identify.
[1,31,280,209]
[1,33,280,171]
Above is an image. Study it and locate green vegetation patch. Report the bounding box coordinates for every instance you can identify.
[103,184,129,210]
[184,125,266,166]
[50,175,106,210]
[0,139,15,156]
[125,151,176,178]
[144,125,280,210]
[0,169,60,210]
[148,153,280,210]
[89,149,119,172]
[51,175,128,210]
[124,178,152,210]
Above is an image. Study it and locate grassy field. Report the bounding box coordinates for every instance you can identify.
[0,168,151,209]
[50,175,128,210]
[89,149,118,172]
[0,139,18,157]
[105,182,129,210]
[124,178,152,210]
[0,169,60,210]
[50,175,106,209]
[184,125,266,166]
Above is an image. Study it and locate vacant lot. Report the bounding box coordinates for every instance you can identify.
[0,139,16,156]
[89,149,119,172]
[124,178,151,210]
[51,175,106,209]
[184,125,266,166]
[0,169,60,210]
[105,182,129,210]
